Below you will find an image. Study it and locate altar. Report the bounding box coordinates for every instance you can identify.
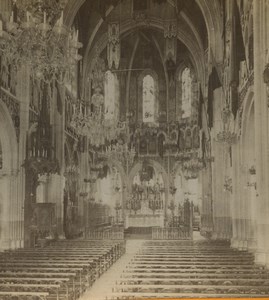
[125,214,164,228]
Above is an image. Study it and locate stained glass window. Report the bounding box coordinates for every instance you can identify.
[143,74,155,123]
[181,67,192,118]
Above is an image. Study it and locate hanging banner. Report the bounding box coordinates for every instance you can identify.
[107,22,120,69]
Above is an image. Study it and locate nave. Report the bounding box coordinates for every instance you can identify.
[81,236,269,300]
[1,0,269,299]
[1,236,269,299]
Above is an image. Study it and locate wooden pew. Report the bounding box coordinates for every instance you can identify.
[113,283,269,294]
[110,291,267,299]
[0,291,49,300]
[117,277,269,286]
[0,240,125,299]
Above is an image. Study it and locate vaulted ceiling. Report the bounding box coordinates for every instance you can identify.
[63,0,222,91]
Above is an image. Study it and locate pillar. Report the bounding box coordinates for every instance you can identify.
[253,0,269,266]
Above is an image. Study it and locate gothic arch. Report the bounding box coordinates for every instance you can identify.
[63,0,219,90]
[195,0,222,61]
[84,20,205,93]
[128,159,169,191]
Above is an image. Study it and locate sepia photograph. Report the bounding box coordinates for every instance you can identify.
[0,0,268,299]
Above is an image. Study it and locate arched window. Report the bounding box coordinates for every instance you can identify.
[104,71,119,121]
[181,67,192,118]
[143,74,155,123]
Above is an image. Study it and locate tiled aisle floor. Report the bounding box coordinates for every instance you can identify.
[79,240,144,300]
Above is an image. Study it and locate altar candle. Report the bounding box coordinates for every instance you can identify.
[59,11,63,26]
[0,20,2,37]
[10,11,14,23]
[43,11,46,25]
[26,11,30,23]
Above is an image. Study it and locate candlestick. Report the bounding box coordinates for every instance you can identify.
[0,20,2,37]
[10,11,14,23]
[26,11,30,23]
[59,11,63,26]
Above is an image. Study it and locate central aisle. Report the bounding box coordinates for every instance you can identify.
[79,233,205,300]
[79,240,144,300]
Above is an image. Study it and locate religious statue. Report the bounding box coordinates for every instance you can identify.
[91,87,104,113]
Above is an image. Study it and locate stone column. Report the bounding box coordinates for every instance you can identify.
[17,65,31,248]
[210,86,232,240]
[47,174,65,237]
[200,165,213,236]
[246,172,257,251]
[231,142,242,248]
[253,0,269,266]
[0,174,12,249]
[211,140,232,240]
[8,169,22,249]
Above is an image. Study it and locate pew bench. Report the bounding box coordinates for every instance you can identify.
[110,291,267,299]
[117,277,269,286]
[113,283,269,294]
[0,291,49,300]
[122,270,269,278]
[0,283,63,299]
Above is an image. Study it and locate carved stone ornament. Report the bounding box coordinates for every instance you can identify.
[263,63,269,107]
[164,20,177,38]
[133,12,150,26]
[165,36,177,64]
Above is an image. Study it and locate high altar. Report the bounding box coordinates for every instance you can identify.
[125,164,165,228]
[125,214,164,228]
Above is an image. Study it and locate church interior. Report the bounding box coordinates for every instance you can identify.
[0,0,269,299]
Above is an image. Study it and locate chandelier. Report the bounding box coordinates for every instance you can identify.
[182,157,204,178]
[0,0,82,83]
[98,143,136,166]
[216,106,237,145]
[175,149,199,161]
[70,106,128,147]
[216,131,237,145]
